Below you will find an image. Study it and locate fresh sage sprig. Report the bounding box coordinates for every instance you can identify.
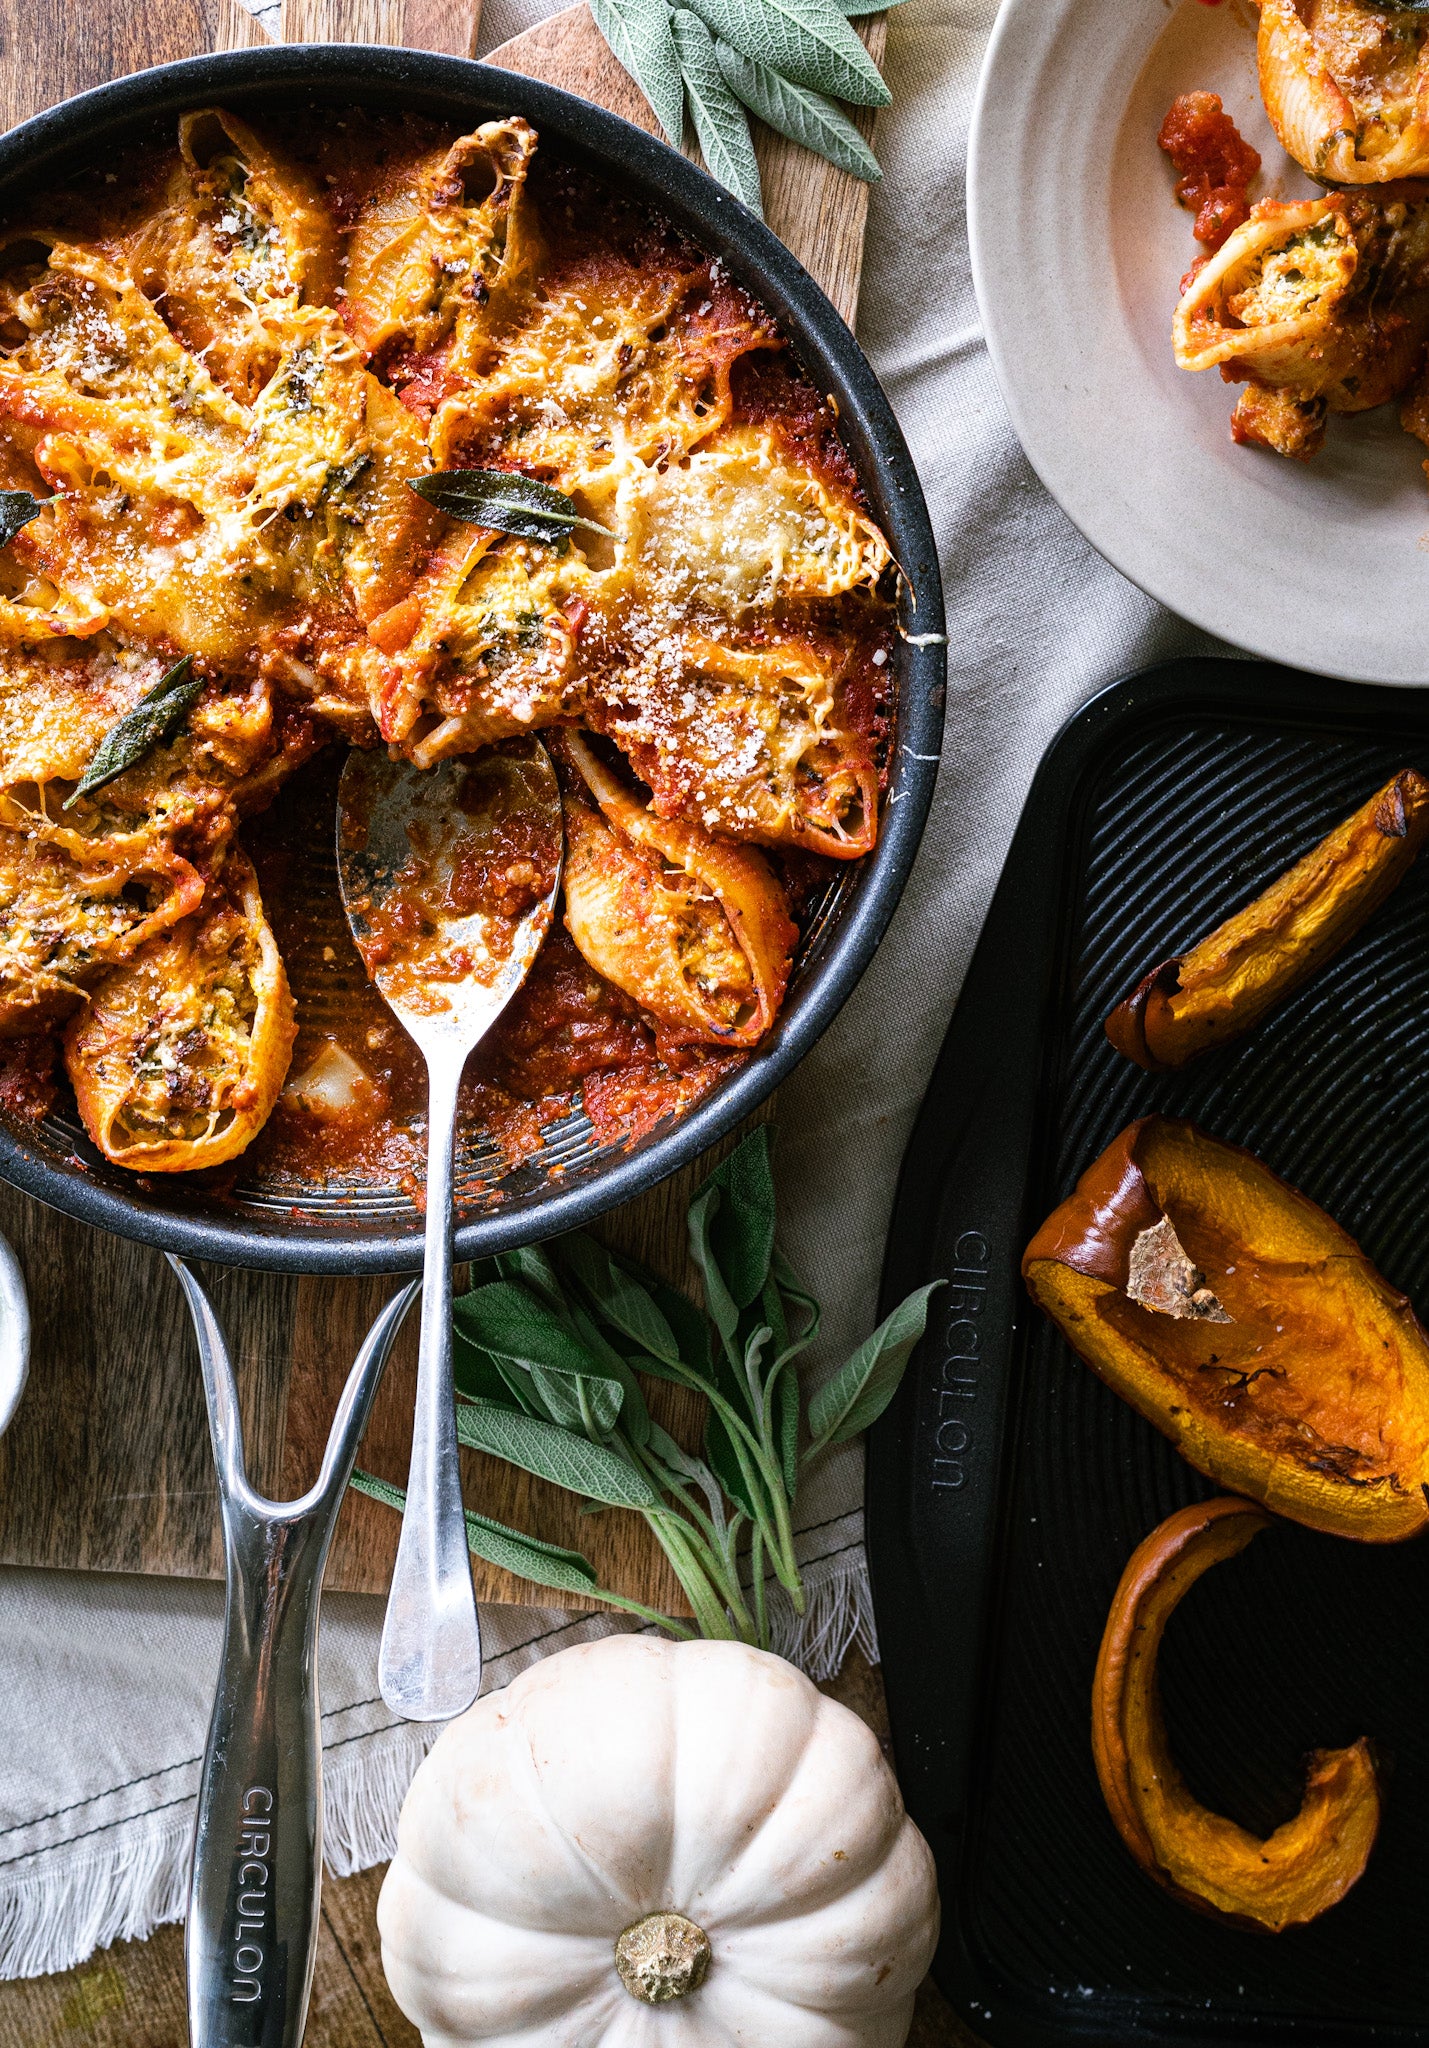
[590,0,686,147]
[589,0,901,215]
[64,656,203,810]
[671,11,766,216]
[408,469,618,554]
[0,489,49,551]
[714,40,881,185]
[352,1128,939,1646]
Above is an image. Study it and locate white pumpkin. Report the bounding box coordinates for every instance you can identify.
[378,1634,940,2047]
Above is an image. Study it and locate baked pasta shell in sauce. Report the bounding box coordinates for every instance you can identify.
[0,107,896,1179]
[64,848,296,1172]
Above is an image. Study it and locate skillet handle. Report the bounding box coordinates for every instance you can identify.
[188,1515,327,2048]
[178,1266,420,2048]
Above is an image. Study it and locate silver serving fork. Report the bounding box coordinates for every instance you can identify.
[173,1256,419,2048]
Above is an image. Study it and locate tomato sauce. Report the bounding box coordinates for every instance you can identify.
[243,754,735,1199]
[0,110,886,1205]
[0,1033,56,1124]
[1158,92,1262,250]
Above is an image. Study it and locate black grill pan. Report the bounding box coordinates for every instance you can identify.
[868,657,1429,2048]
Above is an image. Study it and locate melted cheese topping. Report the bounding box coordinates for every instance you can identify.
[0,108,893,1165]
[64,849,294,1167]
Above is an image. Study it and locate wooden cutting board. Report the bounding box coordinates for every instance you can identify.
[0,0,884,1613]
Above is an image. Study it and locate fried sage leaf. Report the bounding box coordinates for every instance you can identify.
[407,469,618,552]
[0,490,49,550]
[65,657,203,809]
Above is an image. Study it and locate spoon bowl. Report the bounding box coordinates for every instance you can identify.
[338,745,563,1053]
[337,738,563,1719]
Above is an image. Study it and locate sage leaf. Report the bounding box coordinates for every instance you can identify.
[456,1281,626,1435]
[497,1242,567,1315]
[564,1297,653,1443]
[687,1126,776,1328]
[407,469,618,551]
[805,1281,942,1454]
[451,1329,527,1410]
[688,1185,740,1345]
[832,0,909,12]
[770,1250,821,1365]
[704,1406,762,1519]
[671,10,765,218]
[561,1234,684,1369]
[460,1512,602,1597]
[350,1469,601,1597]
[0,489,48,550]
[682,0,890,107]
[455,1401,660,1508]
[65,657,202,810]
[642,1268,714,1378]
[589,0,687,145]
[714,37,880,181]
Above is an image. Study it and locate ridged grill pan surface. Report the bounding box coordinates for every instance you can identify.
[870,658,1429,2048]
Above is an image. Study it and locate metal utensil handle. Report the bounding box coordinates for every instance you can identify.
[190,1512,325,2048]
[178,1263,417,2048]
[378,1049,482,1721]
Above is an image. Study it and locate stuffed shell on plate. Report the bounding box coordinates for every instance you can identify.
[968,0,1429,682]
[1257,0,1429,184]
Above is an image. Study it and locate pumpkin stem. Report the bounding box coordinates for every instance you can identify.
[614,1912,712,2004]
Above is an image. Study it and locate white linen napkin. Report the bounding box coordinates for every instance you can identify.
[0,0,1222,1979]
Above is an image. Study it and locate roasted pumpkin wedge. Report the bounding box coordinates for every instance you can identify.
[65,847,295,1170]
[1107,769,1429,1069]
[559,732,797,1048]
[1094,1496,1381,1931]
[1023,1117,1429,1540]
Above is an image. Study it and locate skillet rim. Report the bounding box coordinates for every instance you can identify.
[0,43,947,1272]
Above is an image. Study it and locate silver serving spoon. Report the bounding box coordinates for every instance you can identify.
[337,739,563,1721]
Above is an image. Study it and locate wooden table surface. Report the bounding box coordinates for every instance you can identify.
[0,1650,983,2048]
[0,5,968,2042]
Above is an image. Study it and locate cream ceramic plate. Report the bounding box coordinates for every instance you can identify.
[968,0,1429,685]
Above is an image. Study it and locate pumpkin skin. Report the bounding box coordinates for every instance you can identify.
[378,1635,940,2047]
[1093,1497,1381,1931]
[1106,769,1429,1070]
[1023,1118,1429,1540]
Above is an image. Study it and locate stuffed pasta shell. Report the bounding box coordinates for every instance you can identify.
[1173,192,1429,456]
[559,733,796,1048]
[129,109,343,405]
[64,848,295,1170]
[1257,0,1429,184]
[343,119,539,372]
[0,820,203,1034]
